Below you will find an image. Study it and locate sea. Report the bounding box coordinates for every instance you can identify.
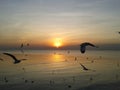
[0,50,120,90]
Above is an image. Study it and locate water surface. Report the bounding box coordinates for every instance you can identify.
[0,50,120,90]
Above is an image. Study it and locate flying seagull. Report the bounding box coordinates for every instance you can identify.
[79,63,90,71]
[27,43,30,46]
[79,63,96,72]
[3,53,27,64]
[20,43,24,53]
[80,42,98,53]
[21,43,23,48]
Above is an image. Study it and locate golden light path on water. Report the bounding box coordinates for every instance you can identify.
[0,50,120,90]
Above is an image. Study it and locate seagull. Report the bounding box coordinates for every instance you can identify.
[21,43,24,48]
[27,43,29,46]
[31,81,34,83]
[91,60,94,63]
[4,77,8,83]
[89,76,93,82]
[3,53,27,64]
[68,85,72,88]
[20,43,24,53]
[79,63,96,72]
[79,63,90,71]
[118,32,120,34]
[75,57,77,61]
[80,42,98,53]
[0,58,4,61]
[25,80,28,83]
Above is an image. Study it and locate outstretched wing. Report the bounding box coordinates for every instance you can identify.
[3,53,18,61]
[87,43,96,47]
[79,63,89,70]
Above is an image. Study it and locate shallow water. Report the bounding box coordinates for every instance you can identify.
[0,50,120,90]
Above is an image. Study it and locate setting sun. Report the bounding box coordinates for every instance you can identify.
[54,38,62,48]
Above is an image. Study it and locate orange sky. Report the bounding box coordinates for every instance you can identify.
[0,0,120,50]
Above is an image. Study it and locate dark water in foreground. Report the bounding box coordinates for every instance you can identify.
[0,50,120,90]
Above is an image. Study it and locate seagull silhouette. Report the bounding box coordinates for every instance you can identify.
[4,77,8,83]
[80,42,98,53]
[21,43,24,48]
[79,63,90,71]
[20,43,24,53]
[3,53,27,64]
[27,43,30,46]
[20,43,24,48]
[79,63,96,72]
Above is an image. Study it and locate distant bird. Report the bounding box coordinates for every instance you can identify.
[22,68,26,72]
[79,63,90,71]
[67,50,70,54]
[4,77,7,81]
[21,43,24,48]
[89,77,93,82]
[4,77,8,83]
[31,81,34,83]
[20,43,24,53]
[68,85,72,88]
[27,43,30,46]
[91,60,94,63]
[79,63,96,72]
[5,80,8,83]
[80,42,98,53]
[118,32,120,34]
[86,57,89,60]
[75,57,77,61]
[25,80,28,83]
[50,80,54,85]
[3,53,26,64]
[0,58,3,61]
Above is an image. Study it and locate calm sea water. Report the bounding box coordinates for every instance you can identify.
[0,50,120,90]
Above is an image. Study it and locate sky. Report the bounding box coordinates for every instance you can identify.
[0,0,120,50]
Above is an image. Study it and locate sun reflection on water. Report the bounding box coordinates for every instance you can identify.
[51,54,65,62]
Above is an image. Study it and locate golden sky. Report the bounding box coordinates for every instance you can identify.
[0,0,120,50]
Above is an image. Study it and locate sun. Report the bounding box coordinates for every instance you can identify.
[54,38,62,48]
[55,41,61,48]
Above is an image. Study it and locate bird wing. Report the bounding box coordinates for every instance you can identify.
[3,53,18,61]
[79,63,88,70]
[86,43,96,47]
